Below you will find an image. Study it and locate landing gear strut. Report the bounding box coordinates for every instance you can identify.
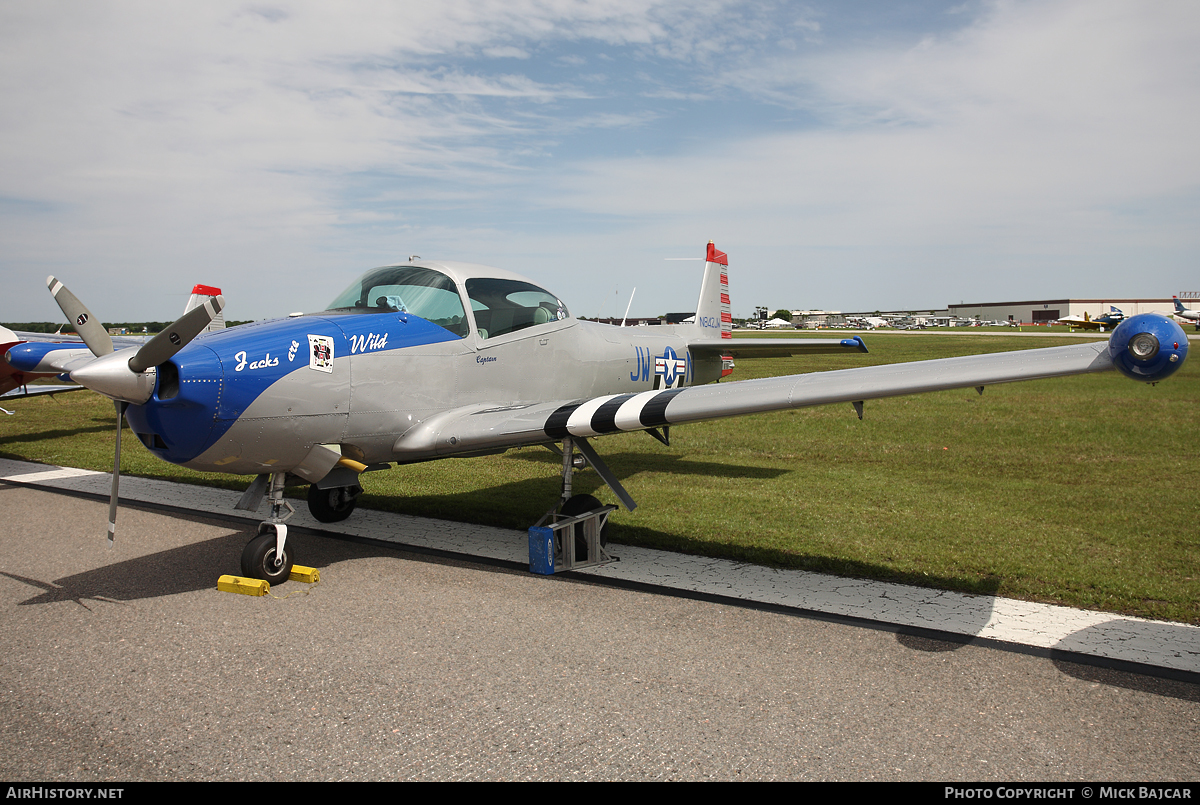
[239,471,295,584]
[233,462,370,583]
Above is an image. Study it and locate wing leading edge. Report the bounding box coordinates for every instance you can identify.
[392,340,1112,461]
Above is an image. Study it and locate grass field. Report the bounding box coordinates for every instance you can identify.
[2,331,1197,623]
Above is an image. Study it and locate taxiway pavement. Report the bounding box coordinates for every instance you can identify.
[0,461,1197,781]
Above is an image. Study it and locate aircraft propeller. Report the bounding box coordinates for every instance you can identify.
[44,276,225,545]
[47,277,114,358]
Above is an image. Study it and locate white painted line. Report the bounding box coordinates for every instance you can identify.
[1,457,1195,674]
[0,466,103,483]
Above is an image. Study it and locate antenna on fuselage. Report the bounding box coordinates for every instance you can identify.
[621,288,636,328]
[408,255,421,262]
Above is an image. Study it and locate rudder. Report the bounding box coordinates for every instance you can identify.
[691,241,731,342]
[186,284,226,332]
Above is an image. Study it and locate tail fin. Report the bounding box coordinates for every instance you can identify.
[691,241,731,342]
[185,284,225,332]
[1174,296,1186,313]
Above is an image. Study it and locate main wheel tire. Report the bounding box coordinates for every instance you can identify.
[240,531,294,585]
[560,493,610,561]
[307,484,362,523]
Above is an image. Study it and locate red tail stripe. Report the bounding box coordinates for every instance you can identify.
[706,242,728,265]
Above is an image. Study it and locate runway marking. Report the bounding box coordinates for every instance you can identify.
[1,456,1195,677]
[0,466,102,483]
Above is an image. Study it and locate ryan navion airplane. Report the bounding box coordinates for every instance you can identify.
[5,243,1189,583]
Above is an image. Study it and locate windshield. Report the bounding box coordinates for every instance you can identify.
[465,278,569,340]
[325,266,469,338]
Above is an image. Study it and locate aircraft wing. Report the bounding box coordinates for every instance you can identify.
[10,330,148,349]
[393,340,1113,460]
[0,383,85,400]
[688,336,868,358]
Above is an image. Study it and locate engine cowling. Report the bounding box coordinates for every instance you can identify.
[1108,313,1188,382]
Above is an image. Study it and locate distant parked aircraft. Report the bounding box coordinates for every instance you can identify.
[1058,307,1125,332]
[1173,297,1199,329]
[1,285,223,406]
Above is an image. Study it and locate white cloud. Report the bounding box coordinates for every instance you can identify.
[0,1,1197,321]
[548,0,1200,309]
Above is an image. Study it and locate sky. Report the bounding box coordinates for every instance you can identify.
[2,0,1198,323]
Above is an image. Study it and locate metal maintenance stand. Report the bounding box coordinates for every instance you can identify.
[528,436,621,574]
[528,504,618,574]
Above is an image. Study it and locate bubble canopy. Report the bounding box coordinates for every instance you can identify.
[324,263,569,340]
[327,265,464,317]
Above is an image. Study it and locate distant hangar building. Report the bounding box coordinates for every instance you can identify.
[947,298,1176,324]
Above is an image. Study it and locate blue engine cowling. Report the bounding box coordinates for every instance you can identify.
[1108,314,1188,382]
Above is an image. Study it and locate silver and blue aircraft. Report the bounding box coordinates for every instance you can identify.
[5,243,1189,583]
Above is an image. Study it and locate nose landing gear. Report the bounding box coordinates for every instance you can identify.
[235,470,367,584]
[237,471,296,584]
[241,526,294,585]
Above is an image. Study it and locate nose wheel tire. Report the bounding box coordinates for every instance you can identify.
[241,531,294,585]
[307,484,362,523]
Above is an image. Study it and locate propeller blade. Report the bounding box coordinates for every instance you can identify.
[108,400,127,546]
[46,276,113,358]
[128,295,225,373]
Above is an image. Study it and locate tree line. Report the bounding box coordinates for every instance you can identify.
[4,321,253,334]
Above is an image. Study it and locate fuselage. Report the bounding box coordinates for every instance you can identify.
[124,260,723,475]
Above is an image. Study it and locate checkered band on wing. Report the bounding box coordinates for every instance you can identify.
[543,388,687,439]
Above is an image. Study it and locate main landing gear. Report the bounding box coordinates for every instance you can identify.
[530,436,635,573]
[559,492,609,555]
[307,482,362,523]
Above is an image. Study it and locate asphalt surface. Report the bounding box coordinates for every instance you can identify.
[1,484,1197,782]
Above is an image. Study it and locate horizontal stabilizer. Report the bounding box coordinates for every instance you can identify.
[690,336,868,358]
